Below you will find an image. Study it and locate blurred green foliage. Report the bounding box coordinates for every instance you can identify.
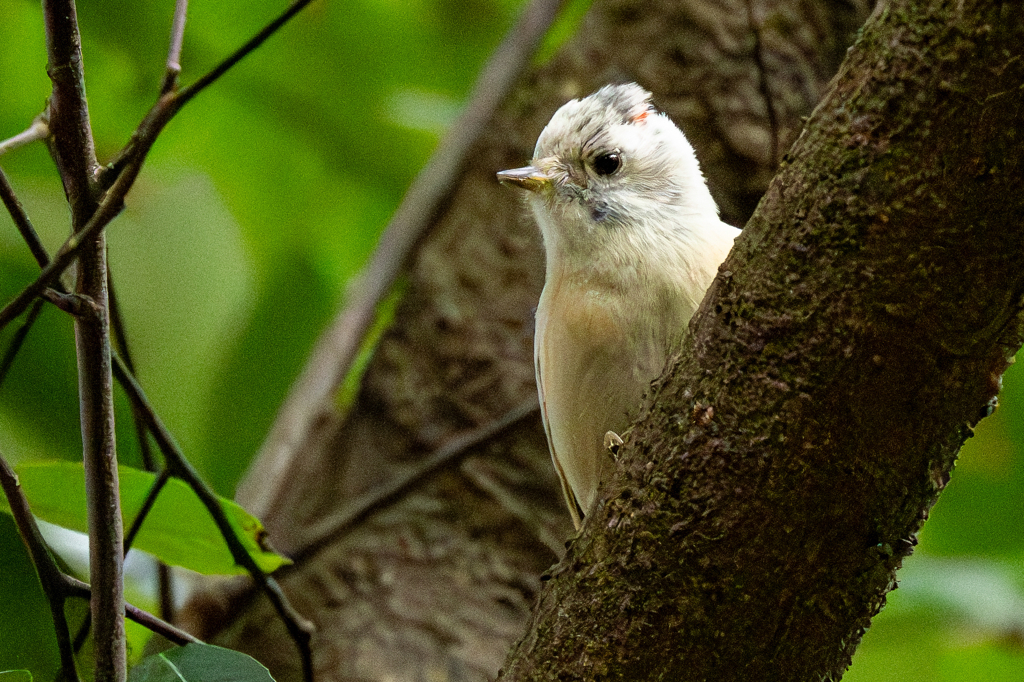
[0,0,1021,679]
[848,356,1024,680]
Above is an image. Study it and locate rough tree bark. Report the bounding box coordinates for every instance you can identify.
[178,1,878,680]
[499,0,1024,679]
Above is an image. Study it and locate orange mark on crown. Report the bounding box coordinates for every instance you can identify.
[632,107,653,123]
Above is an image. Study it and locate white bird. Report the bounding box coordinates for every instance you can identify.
[498,83,740,529]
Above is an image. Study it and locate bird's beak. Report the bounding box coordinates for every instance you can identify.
[497,165,551,193]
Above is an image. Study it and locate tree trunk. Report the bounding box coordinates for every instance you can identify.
[498,0,1024,679]
[178,1,876,680]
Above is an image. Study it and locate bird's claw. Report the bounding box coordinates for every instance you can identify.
[604,430,624,460]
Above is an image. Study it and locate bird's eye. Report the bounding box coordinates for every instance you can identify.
[592,151,621,176]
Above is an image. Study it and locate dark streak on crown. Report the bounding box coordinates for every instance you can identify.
[591,83,654,125]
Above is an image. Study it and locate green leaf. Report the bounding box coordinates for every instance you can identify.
[129,644,275,682]
[0,671,34,682]
[0,461,288,575]
[0,516,60,681]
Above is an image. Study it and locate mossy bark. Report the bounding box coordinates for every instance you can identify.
[498,1,1024,679]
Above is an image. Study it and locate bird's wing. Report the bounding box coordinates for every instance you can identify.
[535,293,585,530]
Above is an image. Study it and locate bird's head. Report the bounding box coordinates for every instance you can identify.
[498,83,719,257]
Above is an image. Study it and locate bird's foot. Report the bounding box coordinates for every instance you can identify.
[604,431,624,460]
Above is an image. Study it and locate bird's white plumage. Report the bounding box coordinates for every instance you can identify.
[499,83,739,529]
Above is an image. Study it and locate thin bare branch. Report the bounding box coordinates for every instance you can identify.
[1,0,325,676]
[0,165,79,317]
[0,163,61,393]
[237,0,569,520]
[73,464,172,649]
[0,110,155,333]
[125,598,201,646]
[123,468,171,552]
[71,279,123,682]
[107,270,173,618]
[64,575,202,647]
[43,288,85,313]
[42,0,99,219]
[7,0,321,331]
[0,450,81,682]
[0,299,44,389]
[108,353,316,682]
[52,566,201,648]
[101,0,316,188]
[203,399,543,654]
[160,0,189,94]
[0,174,310,674]
[6,0,323,332]
[0,165,52,270]
[0,117,49,157]
[291,399,539,565]
[107,273,158,471]
[461,457,564,556]
[42,0,123,678]
[0,165,82,383]
[173,0,315,109]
